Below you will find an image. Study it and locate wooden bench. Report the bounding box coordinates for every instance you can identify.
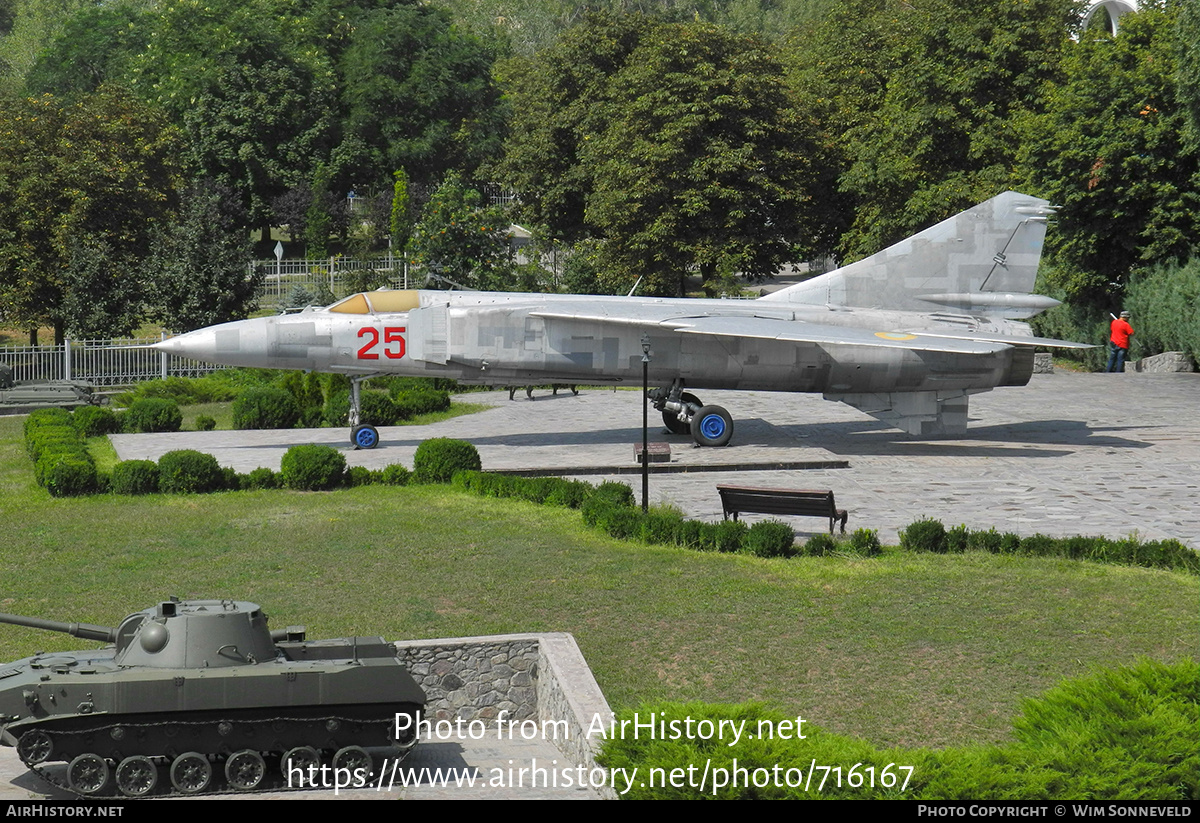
[717,485,848,534]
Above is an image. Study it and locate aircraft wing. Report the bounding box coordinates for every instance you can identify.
[530,310,1011,355]
[897,330,1094,349]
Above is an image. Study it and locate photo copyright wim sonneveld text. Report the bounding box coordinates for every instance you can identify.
[278,711,915,795]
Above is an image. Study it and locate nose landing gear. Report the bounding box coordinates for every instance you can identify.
[649,381,734,447]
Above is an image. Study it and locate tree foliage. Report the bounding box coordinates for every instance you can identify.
[129,0,338,231]
[408,171,514,290]
[150,180,260,332]
[1018,0,1199,302]
[787,0,1078,262]
[0,87,180,341]
[335,2,504,191]
[498,13,835,296]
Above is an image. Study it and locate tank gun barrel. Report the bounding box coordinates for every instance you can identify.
[0,612,116,643]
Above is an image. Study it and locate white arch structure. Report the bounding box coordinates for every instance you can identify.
[1081,0,1140,35]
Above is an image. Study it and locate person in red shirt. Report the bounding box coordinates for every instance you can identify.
[1106,310,1134,372]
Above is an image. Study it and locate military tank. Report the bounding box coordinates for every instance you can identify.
[0,598,425,797]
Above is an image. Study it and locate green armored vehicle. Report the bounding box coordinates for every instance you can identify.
[0,598,425,796]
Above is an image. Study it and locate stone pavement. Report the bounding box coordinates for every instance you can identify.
[111,371,1200,546]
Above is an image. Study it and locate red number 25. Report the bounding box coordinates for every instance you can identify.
[357,326,406,360]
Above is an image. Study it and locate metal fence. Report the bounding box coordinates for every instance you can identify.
[1,337,224,386]
[254,257,408,307]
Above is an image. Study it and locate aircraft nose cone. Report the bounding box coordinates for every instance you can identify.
[153,328,221,361]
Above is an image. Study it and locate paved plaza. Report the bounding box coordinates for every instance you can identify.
[112,370,1200,546]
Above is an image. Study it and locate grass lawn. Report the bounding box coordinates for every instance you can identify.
[1,415,1196,749]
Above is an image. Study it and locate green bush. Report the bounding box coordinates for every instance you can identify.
[799,532,836,556]
[900,518,948,553]
[361,391,398,426]
[195,415,217,431]
[712,520,748,553]
[25,410,97,496]
[232,386,301,430]
[639,507,686,545]
[157,449,225,493]
[381,463,411,486]
[744,520,797,557]
[413,438,481,483]
[599,660,1199,800]
[967,528,1003,553]
[674,519,707,550]
[589,481,635,508]
[1124,256,1200,364]
[849,527,882,556]
[346,465,373,487]
[111,460,160,495]
[242,467,280,490]
[73,406,119,437]
[24,407,73,438]
[280,444,346,491]
[393,389,451,419]
[112,375,237,406]
[543,478,591,508]
[946,523,970,552]
[124,398,183,433]
[40,454,99,497]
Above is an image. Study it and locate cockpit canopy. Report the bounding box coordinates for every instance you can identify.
[327,290,421,315]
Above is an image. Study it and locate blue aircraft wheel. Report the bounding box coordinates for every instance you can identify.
[691,405,733,447]
[352,424,379,450]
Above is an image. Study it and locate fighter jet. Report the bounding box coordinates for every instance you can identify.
[156,191,1088,449]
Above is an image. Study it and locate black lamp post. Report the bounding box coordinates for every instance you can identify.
[641,334,651,512]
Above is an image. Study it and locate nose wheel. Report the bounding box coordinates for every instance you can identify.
[352,424,379,450]
[348,376,381,449]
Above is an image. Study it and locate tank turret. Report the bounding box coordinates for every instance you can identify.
[0,598,424,797]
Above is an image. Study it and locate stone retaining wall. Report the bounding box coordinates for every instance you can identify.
[396,632,616,798]
[1135,351,1195,373]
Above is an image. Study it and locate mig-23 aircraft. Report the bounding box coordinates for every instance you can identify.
[156,191,1088,449]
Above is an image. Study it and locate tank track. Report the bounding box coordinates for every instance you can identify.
[18,711,419,799]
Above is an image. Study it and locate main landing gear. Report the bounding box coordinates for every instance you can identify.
[649,381,734,447]
[348,376,379,450]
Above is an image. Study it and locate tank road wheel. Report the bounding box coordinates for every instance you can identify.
[67,753,110,795]
[282,746,321,788]
[16,730,53,766]
[691,405,734,447]
[352,423,379,450]
[333,746,373,780]
[662,392,701,436]
[115,755,158,798]
[170,751,213,794]
[225,749,267,791]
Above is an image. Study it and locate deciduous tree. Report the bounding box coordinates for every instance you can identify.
[498,13,835,296]
[0,87,180,342]
[1017,0,1199,302]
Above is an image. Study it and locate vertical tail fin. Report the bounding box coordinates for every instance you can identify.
[761,192,1057,317]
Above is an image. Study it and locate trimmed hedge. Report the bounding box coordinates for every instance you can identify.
[25,408,98,496]
[111,460,160,495]
[124,398,183,433]
[280,444,346,491]
[157,449,225,493]
[900,519,1198,575]
[413,438,481,483]
[232,387,301,430]
[73,406,119,437]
